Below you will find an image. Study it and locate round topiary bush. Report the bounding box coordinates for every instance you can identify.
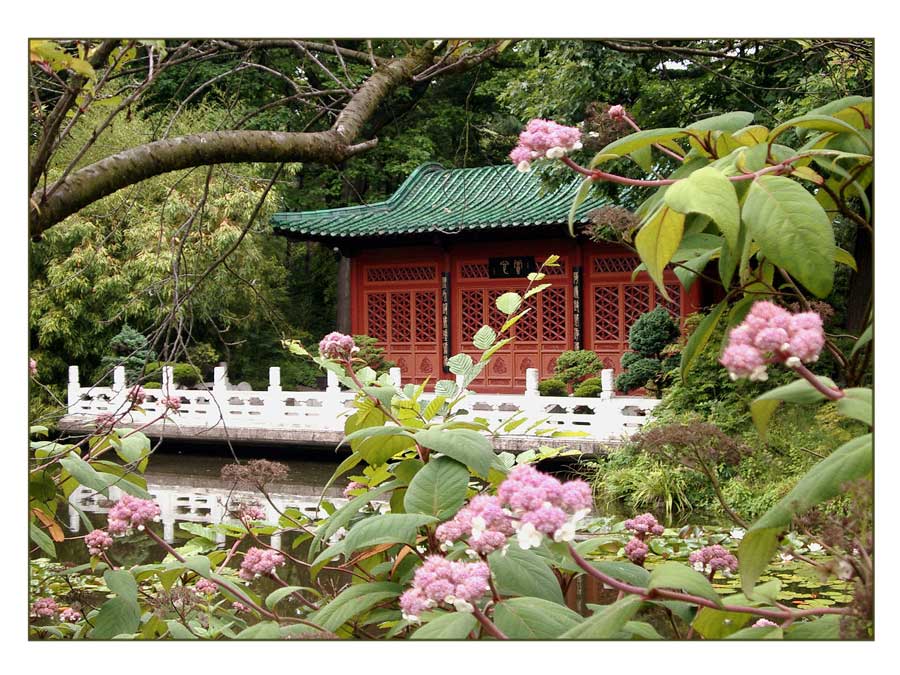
[616,357,662,394]
[616,307,681,395]
[538,378,568,397]
[142,381,162,390]
[553,350,603,387]
[573,377,603,398]
[172,363,202,387]
[627,307,679,356]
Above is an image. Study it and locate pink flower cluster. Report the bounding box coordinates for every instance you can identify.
[624,538,650,566]
[436,495,516,555]
[689,544,739,577]
[509,119,583,172]
[624,513,666,538]
[85,529,114,556]
[239,547,285,580]
[343,481,365,499]
[232,601,251,613]
[496,465,593,549]
[608,105,626,120]
[161,396,181,411]
[107,495,161,535]
[29,358,37,377]
[234,502,267,521]
[31,597,58,618]
[194,578,218,596]
[127,385,146,405]
[399,556,491,623]
[59,607,82,622]
[752,618,779,628]
[720,301,825,382]
[318,331,359,360]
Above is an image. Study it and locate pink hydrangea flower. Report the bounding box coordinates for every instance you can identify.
[509,119,583,172]
[752,618,779,628]
[608,105,626,120]
[29,358,37,377]
[318,332,359,360]
[624,513,665,539]
[624,537,649,566]
[127,385,146,405]
[107,495,161,535]
[194,578,218,596]
[234,502,267,521]
[436,494,515,555]
[59,607,82,622]
[343,481,365,499]
[239,547,285,580]
[85,529,114,556]
[689,544,739,577]
[720,302,826,380]
[161,396,181,411]
[31,597,58,618]
[399,556,491,623]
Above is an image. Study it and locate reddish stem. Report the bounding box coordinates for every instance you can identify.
[471,605,508,640]
[622,112,685,162]
[789,362,845,400]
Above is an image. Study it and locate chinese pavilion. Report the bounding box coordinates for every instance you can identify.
[271,163,700,394]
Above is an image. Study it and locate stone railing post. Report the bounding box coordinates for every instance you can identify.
[324,370,343,430]
[522,367,544,422]
[455,372,467,397]
[389,367,402,389]
[161,366,174,395]
[266,367,284,425]
[206,366,228,426]
[112,365,127,413]
[524,368,540,398]
[67,366,81,415]
[600,368,614,400]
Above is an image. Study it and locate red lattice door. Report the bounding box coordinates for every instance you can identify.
[359,262,441,382]
[454,256,572,393]
[585,252,688,374]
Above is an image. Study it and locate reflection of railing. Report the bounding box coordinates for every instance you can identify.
[68,481,350,546]
[64,364,659,442]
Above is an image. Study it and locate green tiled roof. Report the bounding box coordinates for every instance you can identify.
[270,162,609,239]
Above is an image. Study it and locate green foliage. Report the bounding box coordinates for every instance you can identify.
[616,308,680,395]
[353,335,396,375]
[553,349,602,387]
[573,377,603,398]
[98,325,156,385]
[538,378,568,397]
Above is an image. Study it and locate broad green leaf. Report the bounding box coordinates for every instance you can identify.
[473,325,496,350]
[739,433,872,593]
[423,395,447,421]
[447,353,473,376]
[630,144,653,172]
[342,513,436,556]
[674,247,717,292]
[850,323,872,358]
[568,176,595,236]
[236,621,282,640]
[691,579,781,638]
[648,561,722,607]
[404,456,469,520]
[664,166,740,253]
[688,111,754,133]
[724,625,783,640]
[622,620,664,640]
[481,337,515,361]
[92,461,153,499]
[29,522,56,557]
[110,431,151,465]
[770,114,870,150]
[309,581,402,632]
[493,597,583,639]
[834,247,857,271]
[59,451,113,495]
[786,614,842,640]
[732,125,769,146]
[635,206,685,300]
[836,388,872,426]
[559,595,643,639]
[314,480,399,549]
[165,619,199,639]
[265,585,318,610]
[681,300,727,382]
[597,128,687,159]
[743,175,835,296]
[104,569,139,605]
[488,546,565,605]
[523,283,552,300]
[750,376,837,438]
[495,292,523,315]
[91,597,142,639]
[411,611,478,639]
[414,428,495,479]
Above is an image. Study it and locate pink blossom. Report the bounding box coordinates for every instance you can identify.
[752,618,779,628]
[509,119,582,171]
[318,332,358,360]
[107,495,161,535]
[689,544,739,576]
[59,607,82,622]
[85,529,114,556]
[239,547,285,580]
[29,358,37,377]
[608,105,626,120]
[127,385,146,405]
[436,494,515,555]
[31,597,58,618]
[624,537,649,566]
[343,481,365,499]
[194,578,218,596]
[520,503,568,535]
[720,344,768,381]
[623,513,665,538]
[232,601,251,613]
[161,396,181,411]
[400,556,491,622]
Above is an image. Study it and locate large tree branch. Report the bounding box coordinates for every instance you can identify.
[29,48,434,237]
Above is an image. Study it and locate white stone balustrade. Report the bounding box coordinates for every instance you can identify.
[62,364,659,444]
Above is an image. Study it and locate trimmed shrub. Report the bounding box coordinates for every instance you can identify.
[573,377,603,398]
[172,363,202,387]
[99,325,157,385]
[553,350,602,387]
[615,307,680,396]
[538,378,568,397]
[353,335,396,375]
[143,381,162,390]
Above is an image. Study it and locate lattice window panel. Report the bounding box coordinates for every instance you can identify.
[461,290,484,342]
[460,263,490,279]
[624,284,653,331]
[487,289,506,334]
[415,291,437,343]
[592,256,641,274]
[593,286,621,341]
[541,287,568,342]
[366,293,388,342]
[540,259,567,275]
[366,265,436,282]
[390,292,411,343]
[516,297,538,342]
[659,283,682,317]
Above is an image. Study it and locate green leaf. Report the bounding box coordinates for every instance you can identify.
[236,621,282,640]
[343,513,436,556]
[488,546,565,605]
[110,431,151,465]
[742,175,836,297]
[770,114,870,150]
[404,456,469,520]
[559,596,643,639]
[165,619,199,639]
[786,614,842,640]
[648,561,722,607]
[265,585,317,610]
[597,128,687,159]
[630,143,653,172]
[674,247,717,292]
[103,569,139,604]
[423,396,447,421]
[739,433,872,593]
[622,620,664,640]
[481,337,515,361]
[473,325,496,350]
[493,597,583,639]
[724,624,783,640]
[495,292,523,315]
[664,166,740,252]
[91,597,142,639]
[836,388,872,426]
[750,376,837,438]
[59,451,113,495]
[414,428,495,479]
[834,247,857,271]
[850,323,873,357]
[29,522,56,557]
[688,111,754,132]
[635,206,685,300]
[411,612,478,639]
[523,283,553,300]
[681,300,727,382]
[314,480,399,549]
[691,580,781,638]
[308,581,402,632]
[568,176,595,236]
[447,353,473,377]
